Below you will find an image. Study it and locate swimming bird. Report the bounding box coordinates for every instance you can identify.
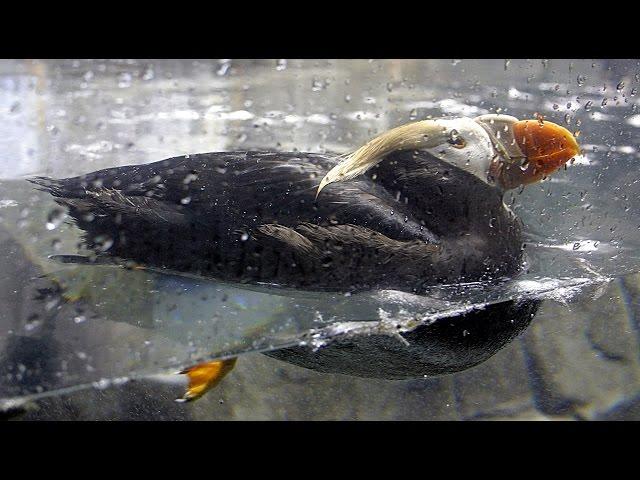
[30,114,579,401]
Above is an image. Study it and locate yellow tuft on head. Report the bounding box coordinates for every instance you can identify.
[316,120,449,198]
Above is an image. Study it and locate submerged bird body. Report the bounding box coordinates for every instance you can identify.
[32,114,581,400]
[35,149,522,293]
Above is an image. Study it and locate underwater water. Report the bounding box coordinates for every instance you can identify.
[1,58,640,420]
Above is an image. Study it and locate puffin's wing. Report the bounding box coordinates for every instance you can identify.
[255,223,438,263]
[249,222,440,291]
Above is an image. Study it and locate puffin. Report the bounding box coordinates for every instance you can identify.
[30,113,580,401]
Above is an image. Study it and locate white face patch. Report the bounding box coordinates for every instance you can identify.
[424,118,497,183]
[316,116,507,197]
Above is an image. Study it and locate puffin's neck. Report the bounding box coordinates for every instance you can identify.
[363,150,508,237]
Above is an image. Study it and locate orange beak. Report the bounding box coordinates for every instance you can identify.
[507,119,580,187]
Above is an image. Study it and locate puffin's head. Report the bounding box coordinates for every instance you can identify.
[317,113,580,196]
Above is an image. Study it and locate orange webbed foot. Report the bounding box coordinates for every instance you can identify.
[175,357,237,403]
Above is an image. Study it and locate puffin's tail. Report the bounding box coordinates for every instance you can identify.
[28,176,86,199]
[28,176,62,194]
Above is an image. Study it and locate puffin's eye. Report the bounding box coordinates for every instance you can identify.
[448,129,466,149]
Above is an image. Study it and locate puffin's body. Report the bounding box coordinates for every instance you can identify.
[33,149,522,293]
[31,114,580,401]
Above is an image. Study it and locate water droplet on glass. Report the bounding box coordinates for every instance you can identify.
[93,378,110,390]
[577,75,586,86]
[216,60,231,76]
[240,233,249,241]
[449,129,461,144]
[117,72,132,88]
[584,100,593,111]
[617,81,625,92]
[631,87,638,96]
[25,320,41,331]
[46,208,64,230]
[180,196,192,205]
[142,65,155,81]
[275,59,287,71]
[94,235,114,252]
[183,173,198,184]
[311,77,324,92]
